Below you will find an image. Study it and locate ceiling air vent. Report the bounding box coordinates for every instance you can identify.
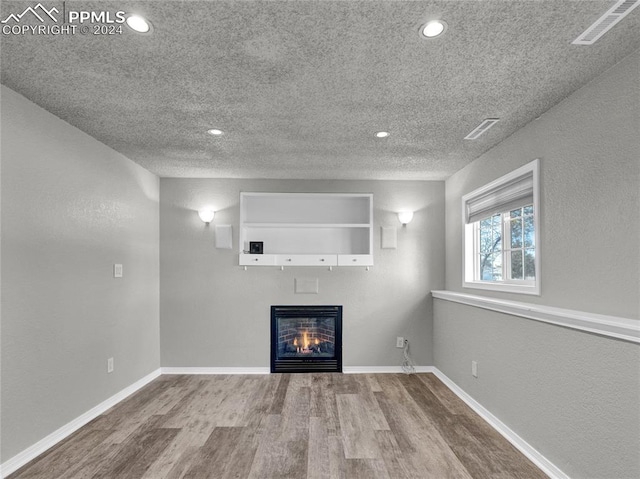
[464,119,500,140]
[572,0,640,45]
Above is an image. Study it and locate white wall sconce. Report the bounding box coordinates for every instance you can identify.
[398,211,414,226]
[198,209,215,224]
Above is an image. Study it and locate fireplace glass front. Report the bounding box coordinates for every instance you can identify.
[271,305,342,373]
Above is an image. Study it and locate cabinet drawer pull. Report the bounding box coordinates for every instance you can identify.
[287,258,292,262]
[320,258,325,262]
[254,258,259,261]
[352,258,357,262]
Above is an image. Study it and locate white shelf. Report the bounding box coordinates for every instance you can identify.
[239,192,373,267]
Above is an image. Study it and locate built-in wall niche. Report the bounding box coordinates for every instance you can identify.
[239,192,373,267]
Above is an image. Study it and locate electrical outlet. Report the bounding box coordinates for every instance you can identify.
[472,360,478,378]
[114,264,123,278]
[396,337,404,348]
[107,357,114,373]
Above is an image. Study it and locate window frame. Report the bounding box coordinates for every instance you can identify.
[462,160,541,295]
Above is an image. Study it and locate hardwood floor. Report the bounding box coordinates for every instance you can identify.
[8,373,547,478]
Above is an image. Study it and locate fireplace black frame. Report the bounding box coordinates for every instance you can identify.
[271,305,342,373]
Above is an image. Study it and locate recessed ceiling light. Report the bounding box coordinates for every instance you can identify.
[126,15,152,34]
[207,129,224,136]
[375,131,390,138]
[420,20,447,39]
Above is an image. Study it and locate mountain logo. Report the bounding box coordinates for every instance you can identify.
[1,3,59,24]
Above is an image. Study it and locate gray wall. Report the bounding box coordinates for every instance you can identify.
[444,50,640,318]
[435,50,640,478]
[160,179,444,368]
[0,86,161,461]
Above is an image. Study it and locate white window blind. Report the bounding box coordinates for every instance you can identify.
[464,172,534,224]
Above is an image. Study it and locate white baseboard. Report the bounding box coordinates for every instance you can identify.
[161,367,270,375]
[431,368,568,479]
[1,368,161,478]
[161,366,434,375]
[343,366,434,374]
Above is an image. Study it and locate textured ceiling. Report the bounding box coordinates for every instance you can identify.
[1,1,639,180]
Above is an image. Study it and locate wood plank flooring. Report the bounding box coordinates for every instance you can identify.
[8,373,548,479]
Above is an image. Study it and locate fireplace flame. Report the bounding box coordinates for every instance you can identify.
[290,331,321,354]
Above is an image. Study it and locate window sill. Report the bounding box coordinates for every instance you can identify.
[463,280,540,296]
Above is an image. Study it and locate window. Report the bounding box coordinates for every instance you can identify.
[463,160,540,295]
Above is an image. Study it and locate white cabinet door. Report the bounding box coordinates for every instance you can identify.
[337,254,373,266]
[239,254,277,266]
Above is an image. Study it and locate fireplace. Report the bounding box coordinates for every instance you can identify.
[271,305,342,373]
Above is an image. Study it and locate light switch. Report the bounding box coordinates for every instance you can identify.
[114,264,123,278]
